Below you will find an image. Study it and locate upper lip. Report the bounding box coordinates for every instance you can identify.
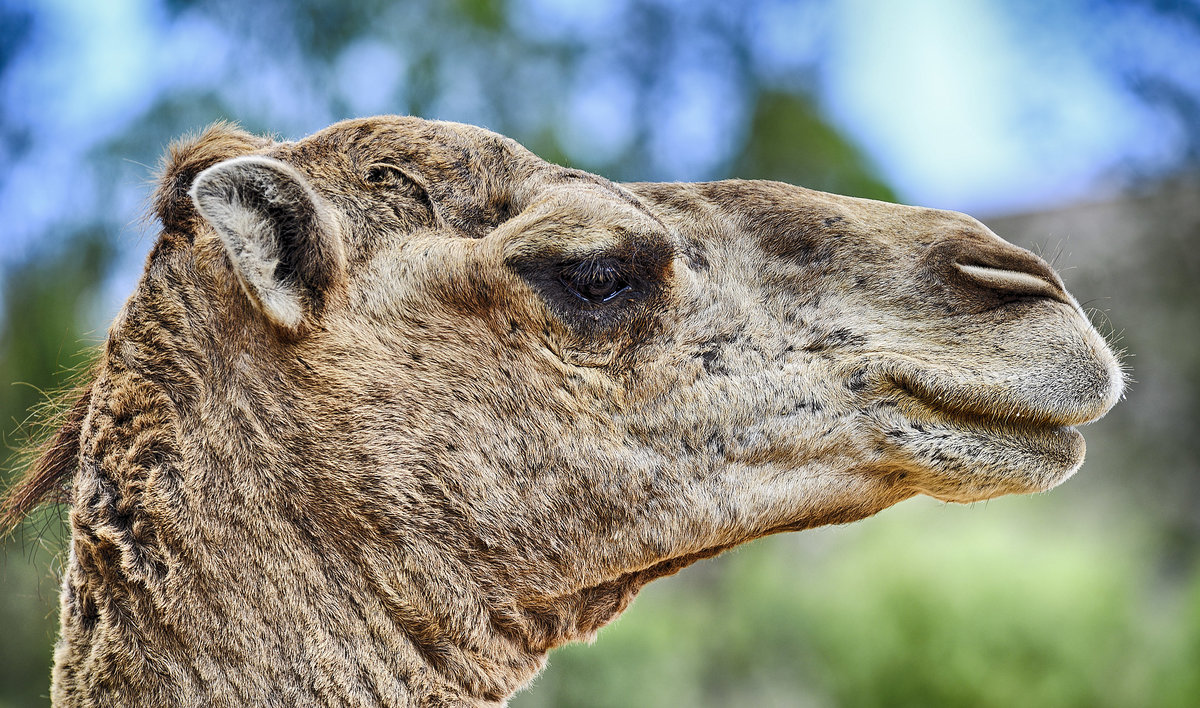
[890,374,1073,430]
[853,357,1104,430]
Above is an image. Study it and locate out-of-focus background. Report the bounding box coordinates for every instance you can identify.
[2,0,1198,705]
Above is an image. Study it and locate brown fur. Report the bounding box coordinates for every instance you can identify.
[1,116,1123,706]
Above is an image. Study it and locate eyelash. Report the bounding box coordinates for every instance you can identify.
[561,259,633,304]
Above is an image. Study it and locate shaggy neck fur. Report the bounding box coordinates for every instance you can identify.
[58,253,477,706]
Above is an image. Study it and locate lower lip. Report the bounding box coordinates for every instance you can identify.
[897,397,1087,465]
[942,420,1085,469]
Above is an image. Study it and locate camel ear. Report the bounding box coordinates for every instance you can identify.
[190,155,343,331]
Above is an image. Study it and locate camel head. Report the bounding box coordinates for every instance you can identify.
[12,115,1123,705]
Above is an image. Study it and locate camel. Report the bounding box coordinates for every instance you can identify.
[0,116,1123,707]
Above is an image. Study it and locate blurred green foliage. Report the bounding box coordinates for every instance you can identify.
[514,500,1199,708]
[3,1,1200,706]
[1,231,110,707]
[736,91,894,202]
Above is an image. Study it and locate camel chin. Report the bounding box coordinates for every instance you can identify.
[892,418,1087,504]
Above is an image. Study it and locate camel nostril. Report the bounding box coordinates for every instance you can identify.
[954,261,1069,304]
[933,231,1072,306]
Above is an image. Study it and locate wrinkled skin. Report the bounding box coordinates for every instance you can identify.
[39,116,1121,706]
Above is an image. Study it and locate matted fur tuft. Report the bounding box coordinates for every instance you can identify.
[152,121,273,235]
[0,381,93,536]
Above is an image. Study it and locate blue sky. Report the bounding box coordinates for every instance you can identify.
[823,0,1147,211]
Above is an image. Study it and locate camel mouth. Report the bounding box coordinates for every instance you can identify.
[857,358,1119,503]
[887,376,1088,463]
[878,388,1089,502]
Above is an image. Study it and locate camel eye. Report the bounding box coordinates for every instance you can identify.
[562,259,631,304]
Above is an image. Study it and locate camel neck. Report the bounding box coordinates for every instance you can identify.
[49,366,544,706]
[53,452,544,706]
